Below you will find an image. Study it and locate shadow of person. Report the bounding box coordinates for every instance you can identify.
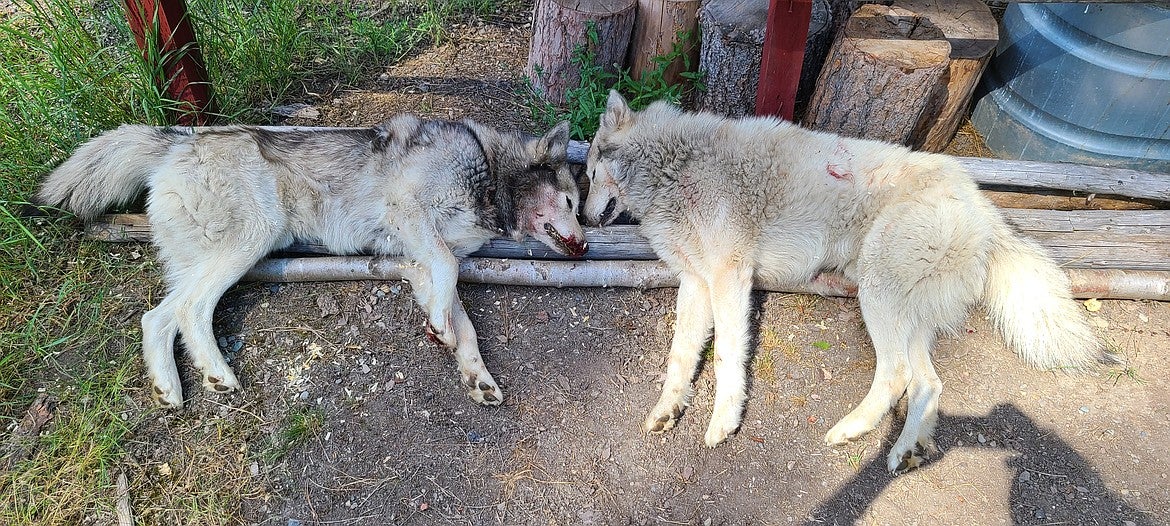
[805,403,1158,525]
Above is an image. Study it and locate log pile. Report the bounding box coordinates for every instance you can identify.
[803,0,998,150]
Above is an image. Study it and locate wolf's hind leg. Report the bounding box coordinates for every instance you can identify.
[704,263,754,447]
[645,271,713,434]
[171,248,269,395]
[888,326,942,473]
[142,295,183,407]
[448,295,503,405]
[824,292,913,445]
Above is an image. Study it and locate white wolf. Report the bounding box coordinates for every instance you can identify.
[582,91,1102,473]
[38,117,587,408]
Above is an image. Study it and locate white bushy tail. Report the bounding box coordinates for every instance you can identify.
[36,124,183,220]
[982,224,1104,369]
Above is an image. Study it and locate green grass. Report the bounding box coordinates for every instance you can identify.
[0,0,503,523]
[261,407,325,462]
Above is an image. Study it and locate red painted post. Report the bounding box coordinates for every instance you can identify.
[755,0,812,120]
[124,0,215,125]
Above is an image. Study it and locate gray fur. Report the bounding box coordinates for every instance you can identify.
[583,91,1103,473]
[38,117,585,408]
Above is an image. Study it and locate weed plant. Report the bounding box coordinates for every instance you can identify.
[527,23,704,141]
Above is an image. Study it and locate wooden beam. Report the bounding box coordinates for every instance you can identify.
[124,0,214,125]
[86,209,1170,271]
[755,0,812,120]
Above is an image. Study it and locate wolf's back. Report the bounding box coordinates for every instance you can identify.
[37,124,183,220]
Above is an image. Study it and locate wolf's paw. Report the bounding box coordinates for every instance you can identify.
[824,414,876,446]
[704,405,742,447]
[644,403,684,434]
[704,422,737,448]
[888,448,928,475]
[464,373,503,406]
[202,369,241,394]
[887,433,938,474]
[150,381,184,409]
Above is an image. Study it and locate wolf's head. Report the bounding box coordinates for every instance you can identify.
[489,120,588,257]
[583,90,637,227]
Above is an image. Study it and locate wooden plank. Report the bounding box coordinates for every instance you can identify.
[87,209,1170,271]
[957,157,1170,202]
[755,0,812,120]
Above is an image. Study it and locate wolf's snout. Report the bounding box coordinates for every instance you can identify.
[544,222,588,258]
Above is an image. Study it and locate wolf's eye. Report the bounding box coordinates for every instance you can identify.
[565,196,573,209]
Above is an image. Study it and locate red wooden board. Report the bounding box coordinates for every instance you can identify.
[124,0,215,125]
[755,0,812,120]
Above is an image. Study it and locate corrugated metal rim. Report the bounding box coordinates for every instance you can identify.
[1019,3,1170,81]
[982,69,1170,160]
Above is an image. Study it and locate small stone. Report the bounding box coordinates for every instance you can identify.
[1019,470,1032,482]
[1080,406,1091,414]
[250,462,259,476]
[978,433,987,444]
[681,465,694,481]
[288,520,302,526]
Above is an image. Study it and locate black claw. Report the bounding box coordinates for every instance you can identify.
[648,422,664,432]
[478,381,493,392]
[212,383,230,392]
[153,386,164,395]
[483,393,498,403]
[208,376,221,384]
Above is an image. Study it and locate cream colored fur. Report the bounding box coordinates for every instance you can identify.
[583,91,1103,473]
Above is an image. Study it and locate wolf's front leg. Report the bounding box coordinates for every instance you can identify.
[396,216,459,349]
[448,295,503,405]
[704,263,754,447]
[645,271,713,434]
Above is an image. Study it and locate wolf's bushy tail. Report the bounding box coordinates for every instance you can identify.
[36,124,184,220]
[981,223,1103,369]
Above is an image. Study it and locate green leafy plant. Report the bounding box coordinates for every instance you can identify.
[527,23,704,141]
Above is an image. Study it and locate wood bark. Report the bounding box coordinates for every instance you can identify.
[626,0,700,86]
[803,3,952,144]
[906,0,999,151]
[526,0,637,105]
[696,0,851,118]
[240,257,1170,301]
[87,209,1170,271]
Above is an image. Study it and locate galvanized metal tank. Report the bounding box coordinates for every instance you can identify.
[971,3,1170,173]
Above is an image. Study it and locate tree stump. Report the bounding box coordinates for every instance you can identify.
[527,0,637,106]
[909,0,999,152]
[626,0,701,86]
[803,3,952,145]
[696,0,853,118]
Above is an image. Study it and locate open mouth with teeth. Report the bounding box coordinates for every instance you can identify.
[597,197,618,226]
[544,222,587,257]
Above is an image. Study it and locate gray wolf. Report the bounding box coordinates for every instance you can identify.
[38,117,587,408]
[582,91,1103,473]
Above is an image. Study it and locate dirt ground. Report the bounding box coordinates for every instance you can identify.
[105,16,1169,526]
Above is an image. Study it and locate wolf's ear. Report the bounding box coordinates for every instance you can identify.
[532,120,570,165]
[601,90,632,131]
